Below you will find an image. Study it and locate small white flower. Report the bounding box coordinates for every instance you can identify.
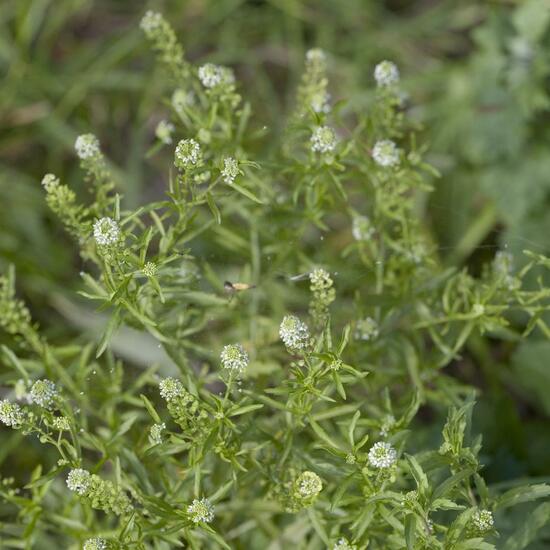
[140,10,163,34]
[354,317,379,341]
[372,139,399,167]
[296,471,323,498]
[198,63,234,89]
[149,422,165,445]
[75,134,101,160]
[306,48,326,64]
[29,379,58,409]
[155,120,175,145]
[83,538,107,550]
[66,468,91,495]
[368,442,397,469]
[172,89,195,113]
[352,215,375,241]
[279,315,311,353]
[374,60,399,87]
[333,538,357,550]
[174,138,201,169]
[93,217,120,246]
[221,157,239,184]
[41,173,59,192]
[472,509,494,532]
[0,400,23,428]
[311,126,337,154]
[187,497,214,523]
[220,344,249,374]
[159,378,185,402]
[472,303,485,317]
[311,90,331,114]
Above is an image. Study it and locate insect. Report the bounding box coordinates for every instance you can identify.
[224,281,256,292]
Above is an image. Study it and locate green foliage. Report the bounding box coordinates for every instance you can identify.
[2,3,550,549]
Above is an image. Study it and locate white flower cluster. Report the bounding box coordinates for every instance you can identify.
[372,139,399,167]
[155,120,175,144]
[0,400,23,428]
[172,89,194,114]
[296,471,323,498]
[306,48,326,64]
[83,538,107,550]
[159,377,185,401]
[311,90,331,114]
[75,134,101,160]
[139,10,163,35]
[174,138,201,169]
[354,317,379,341]
[310,126,337,154]
[333,538,357,550]
[374,60,400,87]
[198,63,235,89]
[309,268,332,289]
[221,157,239,185]
[51,416,71,431]
[279,315,311,353]
[93,217,120,246]
[352,215,375,241]
[149,422,165,445]
[187,497,214,523]
[368,441,397,469]
[66,468,91,495]
[220,344,249,374]
[41,173,60,192]
[472,509,494,532]
[29,379,58,409]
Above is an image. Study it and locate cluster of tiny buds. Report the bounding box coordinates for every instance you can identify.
[159,377,185,401]
[174,138,201,169]
[333,537,357,550]
[296,471,323,498]
[311,126,337,154]
[155,120,175,144]
[279,315,311,353]
[93,217,120,247]
[221,157,239,185]
[139,10,163,35]
[471,509,494,533]
[66,468,91,496]
[372,139,400,167]
[198,63,234,89]
[354,317,379,341]
[149,422,165,445]
[51,416,71,431]
[142,262,157,278]
[0,400,23,428]
[352,215,375,242]
[83,537,108,550]
[368,442,398,469]
[41,173,60,192]
[220,344,249,374]
[29,379,58,409]
[309,268,332,290]
[187,497,214,523]
[374,60,400,87]
[75,134,101,160]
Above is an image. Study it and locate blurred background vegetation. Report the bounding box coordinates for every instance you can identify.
[1,0,550,524]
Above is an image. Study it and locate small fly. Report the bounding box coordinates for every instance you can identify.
[224,281,256,293]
